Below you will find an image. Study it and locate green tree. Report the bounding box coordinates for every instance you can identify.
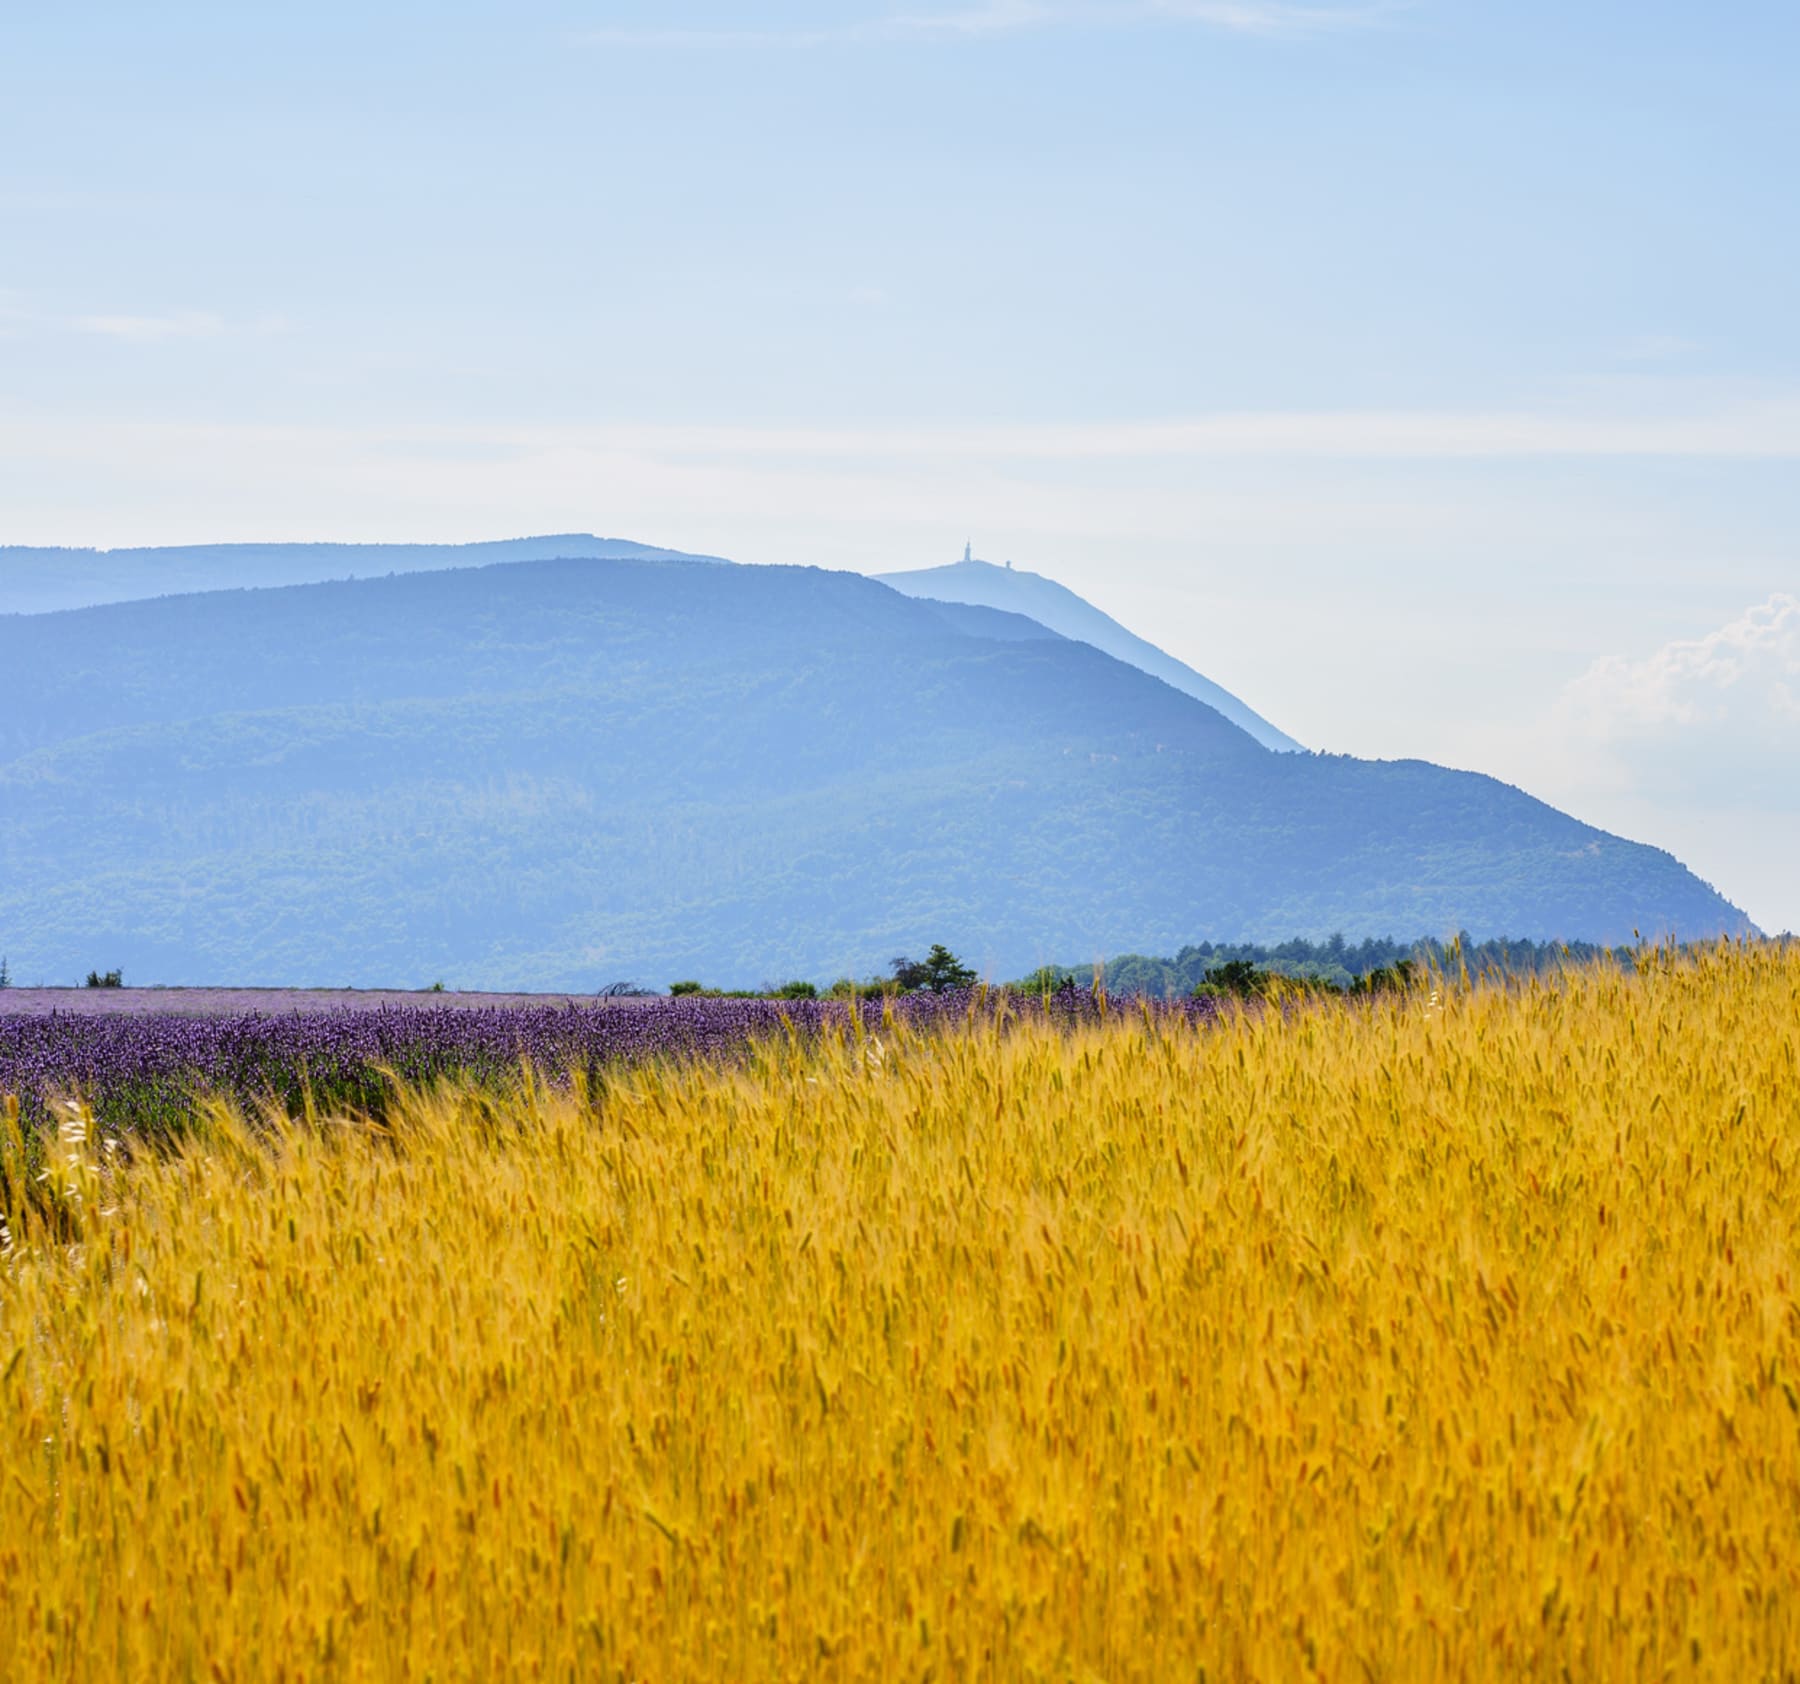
[892,944,977,994]
[1349,959,1416,996]
[1194,958,1264,999]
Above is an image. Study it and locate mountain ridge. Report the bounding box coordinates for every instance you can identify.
[0,533,728,616]
[876,556,1305,753]
[0,554,1752,987]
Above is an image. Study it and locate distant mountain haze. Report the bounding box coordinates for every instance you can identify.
[0,554,1752,988]
[876,554,1305,754]
[0,534,726,616]
[4,534,1296,764]
[9,536,1299,758]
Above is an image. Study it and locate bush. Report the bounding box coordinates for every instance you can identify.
[1349,959,1417,996]
[1193,959,1263,1000]
[828,977,897,999]
[1193,959,1343,1002]
[84,968,124,989]
[1009,965,1080,995]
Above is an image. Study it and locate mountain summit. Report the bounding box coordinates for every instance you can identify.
[876,554,1304,753]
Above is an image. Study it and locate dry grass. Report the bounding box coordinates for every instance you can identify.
[3,944,1800,1681]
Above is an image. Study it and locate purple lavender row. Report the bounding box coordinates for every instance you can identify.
[0,989,1222,1137]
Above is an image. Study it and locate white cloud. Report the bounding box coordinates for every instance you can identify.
[579,25,833,46]
[372,402,1800,462]
[1614,333,1701,365]
[1556,595,1800,810]
[72,311,232,343]
[884,1,1052,38]
[12,400,1800,510]
[69,311,290,344]
[581,0,1397,48]
[1146,0,1402,34]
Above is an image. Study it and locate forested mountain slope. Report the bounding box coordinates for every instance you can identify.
[0,557,1751,987]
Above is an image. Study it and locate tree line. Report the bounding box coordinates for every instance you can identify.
[663,933,1653,1001]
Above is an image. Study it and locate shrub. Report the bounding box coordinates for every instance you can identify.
[1010,964,1080,995]
[1193,958,1263,1000]
[829,977,897,999]
[1193,959,1343,1002]
[1349,958,1417,996]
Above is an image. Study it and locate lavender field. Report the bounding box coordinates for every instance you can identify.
[0,987,606,1018]
[0,986,1215,1137]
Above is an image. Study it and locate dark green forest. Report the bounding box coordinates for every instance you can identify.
[1042,933,1642,997]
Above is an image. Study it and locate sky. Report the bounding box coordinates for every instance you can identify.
[3,0,1797,932]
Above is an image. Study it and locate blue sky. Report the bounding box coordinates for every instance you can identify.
[3,1,1797,929]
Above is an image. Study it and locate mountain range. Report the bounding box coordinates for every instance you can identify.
[0,539,1753,987]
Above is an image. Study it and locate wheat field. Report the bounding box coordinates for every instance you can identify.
[3,945,1799,1681]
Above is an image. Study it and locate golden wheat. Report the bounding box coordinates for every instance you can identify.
[3,945,1799,1680]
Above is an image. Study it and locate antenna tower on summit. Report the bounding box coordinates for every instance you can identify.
[963,541,973,563]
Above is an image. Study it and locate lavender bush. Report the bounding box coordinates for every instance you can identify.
[0,988,1222,1138]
